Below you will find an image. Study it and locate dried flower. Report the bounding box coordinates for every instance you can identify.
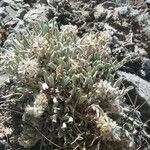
[94,4,106,19]
[32,36,48,49]
[96,113,121,141]
[24,93,48,118]
[18,127,40,148]
[94,80,119,101]
[61,25,78,36]
[32,35,55,58]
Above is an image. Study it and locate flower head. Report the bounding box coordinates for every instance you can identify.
[61,25,78,36]
[96,113,121,141]
[18,58,39,79]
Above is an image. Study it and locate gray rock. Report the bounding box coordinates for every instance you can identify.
[14,20,25,30]
[115,6,129,16]
[141,58,150,80]
[23,5,50,22]
[5,19,19,28]
[142,25,150,40]
[117,71,150,126]
[16,8,27,19]
[2,0,14,5]
[0,7,5,15]
[3,33,15,49]
[115,0,128,5]
[14,0,23,3]
[22,3,30,10]
[134,45,148,57]
[38,0,48,4]
[130,9,140,18]
[146,0,150,4]
[14,20,28,34]
[24,0,36,3]
[5,6,17,18]
[0,7,6,18]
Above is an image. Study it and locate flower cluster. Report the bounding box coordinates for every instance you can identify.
[61,24,78,36]
[18,58,39,79]
[96,113,121,141]
[24,93,48,118]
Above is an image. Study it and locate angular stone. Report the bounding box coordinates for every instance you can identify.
[117,71,150,127]
[5,6,17,18]
[23,5,50,22]
[16,9,27,19]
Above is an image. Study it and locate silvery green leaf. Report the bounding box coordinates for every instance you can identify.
[71,74,78,85]
[48,75,55,87]
[79,94,87,104]
[84,76,93,88]
[124,86,134,93]
[22,35,30,49]
[114,77,123,88]
[58,57,66,67]
[48,62,56,70]
[79,73,85,83]
[43,70,49,84]
[63,76,71,86]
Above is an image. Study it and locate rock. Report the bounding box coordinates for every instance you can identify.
[134,45,148,57]
[14,20,25,32]
[129,9,140,18]
[141,58,150,80]
[5,6,17,18]
[117,71,150,127]
[22,3,30,10]
[14,0,23,3]
[115,0,128,5]
[146,0,150,7]
[5,19,19,28]
[3,33,15,49]
[142,25,150,40]
[114,6,129,16]
[102,1,116,9]
[0,7,5,16]
[24,0,36,3]
[2,0,14,6]
[16,8,27,19]
[38,0,48,4]
[23,5,50,22]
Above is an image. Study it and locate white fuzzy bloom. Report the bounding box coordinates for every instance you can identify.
[82,34,96,46]
[96,113,121,141]
[25,93,48,118]
[61,25,78,36]
[53,97,58,104]
[61,122,67,129]
[94,4,106,19]
[32,36,48,49]
[18,58,39,78]
[93,80,122,113]
[68,116,73,123]
[51,114,57,123]
[42,83,49,90]
[94,80,119,101]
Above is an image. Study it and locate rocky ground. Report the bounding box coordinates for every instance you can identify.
[0,0,150,149]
